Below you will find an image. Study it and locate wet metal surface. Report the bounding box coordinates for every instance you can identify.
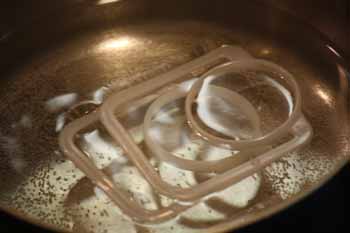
[0,0,348,232]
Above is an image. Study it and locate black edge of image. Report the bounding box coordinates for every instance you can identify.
[0,0,349,233]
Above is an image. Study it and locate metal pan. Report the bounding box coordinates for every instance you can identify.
[0,0,348,232]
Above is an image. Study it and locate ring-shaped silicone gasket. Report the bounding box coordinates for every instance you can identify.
[185,59,302,150]
[143,85,264,173]
[59,46,252,223]
[99,63,310,204]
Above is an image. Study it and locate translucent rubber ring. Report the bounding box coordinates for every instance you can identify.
[185,59,302,150]
[143,85,265,173]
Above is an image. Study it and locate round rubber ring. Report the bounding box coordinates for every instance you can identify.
[185,59,302,150]
[143,85,264,173]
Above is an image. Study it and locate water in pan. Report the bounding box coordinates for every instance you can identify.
[0,16,348,233]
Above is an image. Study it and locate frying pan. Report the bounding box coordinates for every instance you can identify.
[0,0,348,232]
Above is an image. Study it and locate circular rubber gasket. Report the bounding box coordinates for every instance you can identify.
[143,85,265,173]
[185,59,302,150]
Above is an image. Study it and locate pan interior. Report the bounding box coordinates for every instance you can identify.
[0,1,348,232]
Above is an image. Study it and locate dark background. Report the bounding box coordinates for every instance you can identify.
[0,0,349,232]
[264,0,350,59]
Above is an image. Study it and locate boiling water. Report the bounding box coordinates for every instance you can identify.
[0,11,348,233]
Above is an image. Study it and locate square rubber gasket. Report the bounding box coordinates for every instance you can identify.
[59,45,313,223]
